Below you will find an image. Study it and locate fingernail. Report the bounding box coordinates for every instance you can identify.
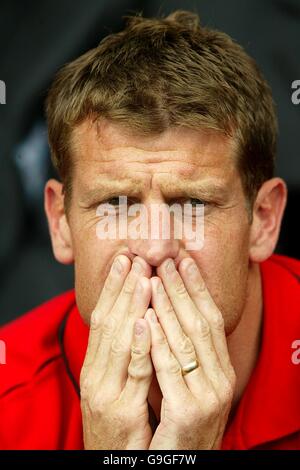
[132,261,142,273]
[112,257,123,274]
[165,259,175,274]
[187,261,198,277]
[135,321,144,336]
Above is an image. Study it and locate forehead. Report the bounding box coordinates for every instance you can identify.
[70,119,238,189]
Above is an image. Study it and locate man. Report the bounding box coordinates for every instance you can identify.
[0,10,299,450]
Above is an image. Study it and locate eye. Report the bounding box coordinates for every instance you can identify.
[103,196,135,207]
[106,196,123,206]
[182,198,207,219]
[188,197,206,207]
[99,196,138,212]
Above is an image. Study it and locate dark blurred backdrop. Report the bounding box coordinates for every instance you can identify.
[0,0,299,325]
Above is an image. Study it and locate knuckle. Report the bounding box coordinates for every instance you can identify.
[123,285,135,296]
[122,277,136,296]
[88,394,105,415]
[131,344,146,356]
[155,354,180,376]
[90,309,102,330]
[123,284,134,296]
[111,338,128,357]
[195,317,211,339]
[128,360,152,381]
[210,312,225,331]
[164,305,175,317]
[175,282,188,298]
[153,334,168,348]
[128,303,137,316]
[204,394,221,419]
[178,335,195,355]
[101,316,116,338]
[103,280,117,295]
[169,357,182,376]
[192,280,206,295]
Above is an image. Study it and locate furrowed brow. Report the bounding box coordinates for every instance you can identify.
[79,180,142,204]
[162,180,229,200]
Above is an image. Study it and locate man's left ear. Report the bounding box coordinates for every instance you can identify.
[249,177,287,263]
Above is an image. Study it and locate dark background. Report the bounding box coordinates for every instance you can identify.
[0,0,299,325]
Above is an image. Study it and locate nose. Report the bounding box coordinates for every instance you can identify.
[128,237,180,267]
[127,202,181,267]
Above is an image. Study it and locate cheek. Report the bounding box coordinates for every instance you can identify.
[191,220,250,334]
[72,228,123,323]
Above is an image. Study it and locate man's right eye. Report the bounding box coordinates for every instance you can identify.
[103,196,134,208]
[107,197,122,206]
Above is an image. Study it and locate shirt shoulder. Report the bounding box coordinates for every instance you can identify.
[262,254,300,317]
[269,253,300,279]
[223,254,300,450]
[0,290,76,397]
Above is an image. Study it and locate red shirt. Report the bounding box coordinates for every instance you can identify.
[0,254,299,450]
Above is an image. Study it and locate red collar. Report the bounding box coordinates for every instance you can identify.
[63,296,89,389]
[222,255,300,449]
[63,255,300,449]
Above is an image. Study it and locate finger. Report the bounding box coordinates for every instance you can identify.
[82,254,131,369]
[157,259,203,335]
[93,259,151,384]
[151,277,211,396]
[83,256,151,372]
[121,319,153,406]
[91,255,131,324]
[157,259,228,395]
[101,276,151,392]
[110,256,152,322]
[145,308,188,402]
[179,258,236,386]
[150,277,196,364]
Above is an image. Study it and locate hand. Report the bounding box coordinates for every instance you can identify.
[146,258,236,450]
[80,255,154,450]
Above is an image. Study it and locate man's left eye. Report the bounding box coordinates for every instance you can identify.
[187,198,206,207]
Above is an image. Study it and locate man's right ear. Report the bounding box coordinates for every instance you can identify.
[44,179,74,264]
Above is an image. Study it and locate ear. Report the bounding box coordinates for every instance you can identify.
[44,179,74,264]
[249,177,287,263]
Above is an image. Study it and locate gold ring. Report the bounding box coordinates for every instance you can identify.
[182,359,199,376]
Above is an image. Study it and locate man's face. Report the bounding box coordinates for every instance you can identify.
[67,120,251,335]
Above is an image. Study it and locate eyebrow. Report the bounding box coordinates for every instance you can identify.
[160,179,229,200]
[79,177,229,205]
[79,179,143,204]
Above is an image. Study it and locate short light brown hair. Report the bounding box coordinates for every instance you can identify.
[46,10,277,208]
